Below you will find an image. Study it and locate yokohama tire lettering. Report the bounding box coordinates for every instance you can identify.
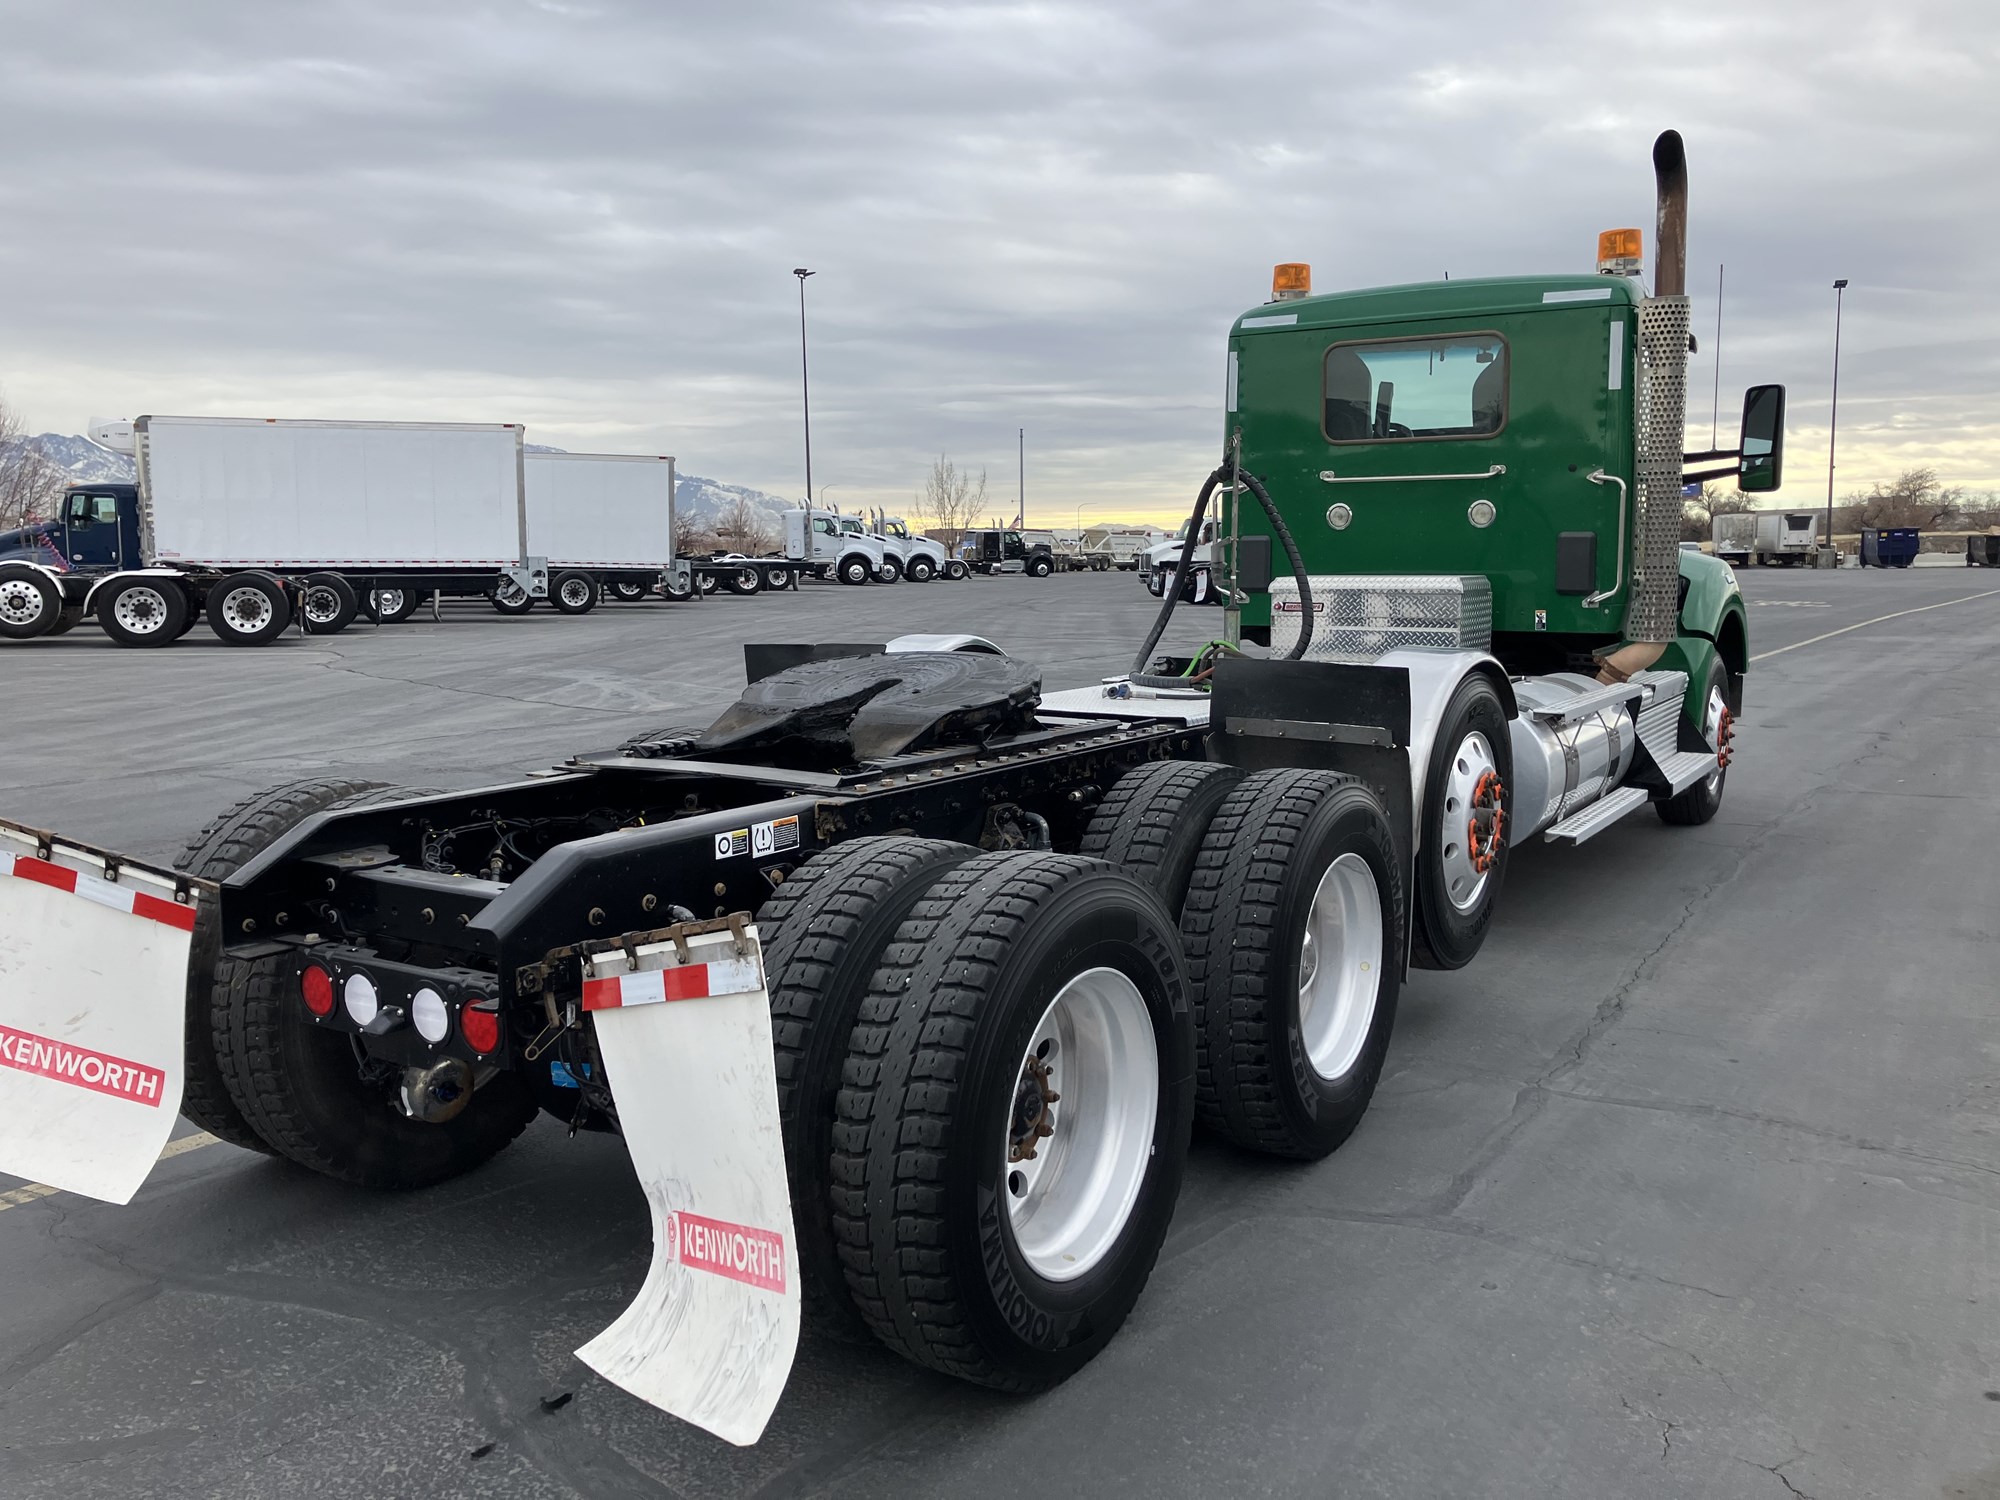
[0,1024,166,1107]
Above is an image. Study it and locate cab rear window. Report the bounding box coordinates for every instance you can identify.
[1324,333,1507,443]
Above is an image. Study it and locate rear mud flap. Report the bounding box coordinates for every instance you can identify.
[577,922,800,1446]
[0,823,197,1204]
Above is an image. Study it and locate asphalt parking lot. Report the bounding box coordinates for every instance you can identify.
[2,564,1998,1499]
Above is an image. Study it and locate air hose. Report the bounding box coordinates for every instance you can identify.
[1127,457,1314,687]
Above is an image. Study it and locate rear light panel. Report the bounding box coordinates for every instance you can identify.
[291,949,509,1068]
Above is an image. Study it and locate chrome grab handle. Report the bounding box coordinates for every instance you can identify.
[1582,468,1626,608]
[1317,464,1506,484]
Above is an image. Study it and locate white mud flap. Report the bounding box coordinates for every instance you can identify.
[576,921,800,1447]
[0,822,197,1204]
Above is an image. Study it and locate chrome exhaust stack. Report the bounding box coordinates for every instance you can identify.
[1599,129,1692,682]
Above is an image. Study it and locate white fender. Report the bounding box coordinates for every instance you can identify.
[0,821,196,1204]
[576,922,800,1446]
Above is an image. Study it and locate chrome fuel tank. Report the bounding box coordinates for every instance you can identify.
[1507,673,1638,841]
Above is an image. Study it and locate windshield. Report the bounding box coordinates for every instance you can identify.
[838,518,864,535]
[885,521,908,538]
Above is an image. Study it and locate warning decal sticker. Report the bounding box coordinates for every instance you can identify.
[751,815,800,857]
[714,829,750,859]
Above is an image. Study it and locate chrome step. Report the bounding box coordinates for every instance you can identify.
[1543,785,1649,845]
[1527,679,1644,723]
[1655,748,1719,795]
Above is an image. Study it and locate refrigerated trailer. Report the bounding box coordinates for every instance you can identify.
[0,130,1780,1446]
[1712,509,1818,567]
[516,451,692,613]
[0,417,549,645]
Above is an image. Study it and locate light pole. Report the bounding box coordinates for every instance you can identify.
[1827,279,1848,552]
[794,268,815,514]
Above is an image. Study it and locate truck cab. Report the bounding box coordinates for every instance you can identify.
[876,516,953,581]
[3,484,146,574]
[961,528,1054,577]
[780,509,890,585]
[1143,516,1220,598]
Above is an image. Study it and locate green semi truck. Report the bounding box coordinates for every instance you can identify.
[0,130,1780,1444]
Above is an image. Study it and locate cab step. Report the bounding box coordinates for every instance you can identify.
[1543,786,1649,845]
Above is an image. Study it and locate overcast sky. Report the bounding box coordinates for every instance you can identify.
[2,0,1994,525]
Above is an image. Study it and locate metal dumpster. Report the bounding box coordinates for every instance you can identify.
[1968,534,2000,568]
[1861,527,1921,568]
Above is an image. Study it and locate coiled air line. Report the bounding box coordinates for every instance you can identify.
[1128,458,1315,687]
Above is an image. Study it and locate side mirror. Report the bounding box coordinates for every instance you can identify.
[1738,384,1785,493]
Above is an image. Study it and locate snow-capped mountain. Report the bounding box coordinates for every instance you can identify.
[2,433,796,530]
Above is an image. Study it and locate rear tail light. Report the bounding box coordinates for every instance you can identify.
[460,997,501,1055]
[411,987,450,1044]
[343,972,380,1027]
[300,964,334,1017]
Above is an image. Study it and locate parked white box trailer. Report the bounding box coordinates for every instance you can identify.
[140,416,526,569]
[1712,509,1818,567]
[522,451,693,606]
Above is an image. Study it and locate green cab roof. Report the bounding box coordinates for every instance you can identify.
[1232,273,1641,335]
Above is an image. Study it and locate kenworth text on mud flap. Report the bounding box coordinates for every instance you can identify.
[0,417,701,645]
[0,131,1780,1445]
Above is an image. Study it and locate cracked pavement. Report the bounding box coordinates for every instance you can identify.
[2,567,1997,1497]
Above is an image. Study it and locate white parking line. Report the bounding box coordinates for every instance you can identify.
[0,1130,221,1212]
[1750,588,2000,663]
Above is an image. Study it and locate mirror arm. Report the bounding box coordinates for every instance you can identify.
[1682,464,1742,484]
[1681,447,1741,464]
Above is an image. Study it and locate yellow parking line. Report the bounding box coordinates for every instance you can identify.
[1750,588,2000,663]
[0,1130,222,1212]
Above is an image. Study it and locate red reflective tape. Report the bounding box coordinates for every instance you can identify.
[581,976,625,1012]
[0,1024,167,1107]
[670,1210,786,1292]
[11,855,78,896]
[132,890,198,932]
[659,965,715,1002]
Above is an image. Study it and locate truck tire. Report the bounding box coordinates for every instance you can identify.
[876,557,903,584]
[838,555,872,586]
[206,573,291,645]
[760,565,793,591]
[1658,656,1732,827]
[42,604,86,637]
[0,564,64,640]
[550,570,598,614]
[1079,761,1246,916]
[608,579,649,602]
[175,777,404,1154]
[487,579,534,616]
[1410,675,1512,971]
[697,571,721,595]
[663,574,695,602]
[725,565,763,596]
[906,557,936,583]
[96,576,189,647]
[830,852,1193,1390]
[299,572,359,635]
[1181,770,1403,1160]
[944,559,968,581]
[366,585,423,623]
[757,837,982,1333]
[1027,556,1053,578]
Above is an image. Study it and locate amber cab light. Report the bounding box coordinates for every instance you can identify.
[1271,262,1312,301]
[1596,228,1643,276]
[300,964,335,1017]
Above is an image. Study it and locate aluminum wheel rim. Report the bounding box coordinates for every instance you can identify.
[220,586,272,633]
[0,579,45,626]
[560,577,592,607]
[302,586,342,624]
[735,569,759,590]
[1438,730,1499,914]
[1703,683,1729,792]
[1001,966,1158,1283]
[1296,852,1384,1082]
[113,586,171,634]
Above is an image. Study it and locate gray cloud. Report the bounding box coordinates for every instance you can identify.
[2,0,1994,521]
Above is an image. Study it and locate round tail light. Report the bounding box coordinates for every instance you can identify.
[300,964,335,1017]
[460,997,501,1055]
[411,988,450,1044]
[343,972,380,1027]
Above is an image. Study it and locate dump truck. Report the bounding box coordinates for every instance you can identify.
[0,130,1777,1446]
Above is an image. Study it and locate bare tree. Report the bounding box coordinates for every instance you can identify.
[914,454,986,549]
[0,397,69,531]
[1681,482,1751,542]
[714,493,776,555]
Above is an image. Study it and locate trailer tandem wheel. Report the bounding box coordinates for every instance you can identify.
[756,836,984,1334]
[96,576,189,647]
[1079,760,1247,916]
[550,570,598,614]
[370,586,425,623]
[830,852,1193,1390]
[299,573,360,635]
[1181,770,1403,1160]
[206,572,292,645]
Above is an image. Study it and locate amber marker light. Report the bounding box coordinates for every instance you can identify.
[1271,263,1312,301]
[1596,228,1643,277]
